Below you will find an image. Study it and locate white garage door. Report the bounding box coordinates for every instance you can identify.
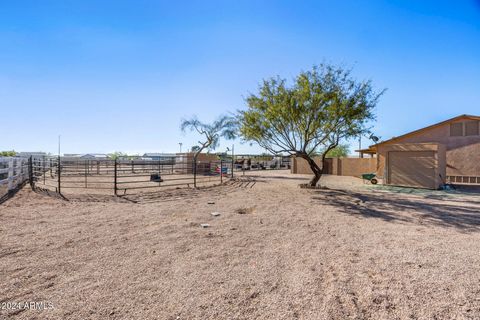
[388,151,436,189]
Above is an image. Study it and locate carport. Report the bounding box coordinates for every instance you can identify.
[382,143,446,189]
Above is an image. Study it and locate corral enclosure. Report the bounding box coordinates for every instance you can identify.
[31,155,233,196]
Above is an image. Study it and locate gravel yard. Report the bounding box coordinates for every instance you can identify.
[1,170,480,319]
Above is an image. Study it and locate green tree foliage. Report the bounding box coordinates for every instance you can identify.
[180,115,236,161]
[0,150,16,157]
[325,144,350,158]
[238,64,384,186]
[108,151,128,160]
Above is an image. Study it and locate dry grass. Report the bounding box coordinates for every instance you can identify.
[1,171,480,319]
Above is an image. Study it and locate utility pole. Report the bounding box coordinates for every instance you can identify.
[358,135,362,158]
[58,135,61,157]
[231,144,234,178]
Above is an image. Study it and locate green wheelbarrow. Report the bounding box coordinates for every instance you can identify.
[361,173,378,184]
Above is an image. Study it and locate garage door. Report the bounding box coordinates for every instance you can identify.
[388,151,436,189]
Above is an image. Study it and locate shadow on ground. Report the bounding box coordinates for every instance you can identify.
[311,188,480,232]
[0,182,28,205]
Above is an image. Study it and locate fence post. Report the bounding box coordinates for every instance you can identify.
[193,157,197,188]
[114,159,118,196]
[231,156,234,179]
[57,156,61,194]
[41,156,45,184]
[19,159,24,182]
[85,160,88,188]
[29,156,34,188]
[220,159,223,183]
[20,158,25,181]
[7,158,14,192]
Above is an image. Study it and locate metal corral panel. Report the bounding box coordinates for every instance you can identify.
[388,151,436,189]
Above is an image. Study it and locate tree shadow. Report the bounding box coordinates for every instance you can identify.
[311,188,480,232]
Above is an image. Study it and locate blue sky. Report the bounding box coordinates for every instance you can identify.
[1,0,479,155]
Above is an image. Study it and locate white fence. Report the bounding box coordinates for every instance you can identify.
[0,157,29,199]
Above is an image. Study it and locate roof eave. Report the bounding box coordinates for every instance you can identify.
[371,114,480,147]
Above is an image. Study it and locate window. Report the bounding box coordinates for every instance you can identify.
[450,122,463,136]
[465,120,479,136]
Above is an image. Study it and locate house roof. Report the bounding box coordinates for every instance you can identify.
[80,154,109,158]
[354,147,377,154]
[143,153,174,157]
[372,114,480,148]
[17,152,47,156]
[63,153,109,158]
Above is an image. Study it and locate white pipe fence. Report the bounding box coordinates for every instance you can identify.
[0,157,29,199]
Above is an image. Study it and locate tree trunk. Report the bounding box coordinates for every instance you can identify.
[193,150,203,188]
[299,153,322,187]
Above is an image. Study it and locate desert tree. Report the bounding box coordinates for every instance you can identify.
[180,115,237,164]
[108,151,128,160]
[325,144,350,158]
[0,150,16,157]
[238,64,384,187]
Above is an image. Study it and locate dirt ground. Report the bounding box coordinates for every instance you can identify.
[36,172,223,196]
[1,170,480,320]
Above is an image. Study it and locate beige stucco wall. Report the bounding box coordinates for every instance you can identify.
[291,156,376,177]
[375,120,480,178]
[339,158,377,177]
[291,156,323,175]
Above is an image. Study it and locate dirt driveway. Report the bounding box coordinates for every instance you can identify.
[1,171,479,319]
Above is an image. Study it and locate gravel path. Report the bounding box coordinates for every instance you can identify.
[1,171,480,319]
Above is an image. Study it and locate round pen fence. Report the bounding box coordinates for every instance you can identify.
[30,156,234,196]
